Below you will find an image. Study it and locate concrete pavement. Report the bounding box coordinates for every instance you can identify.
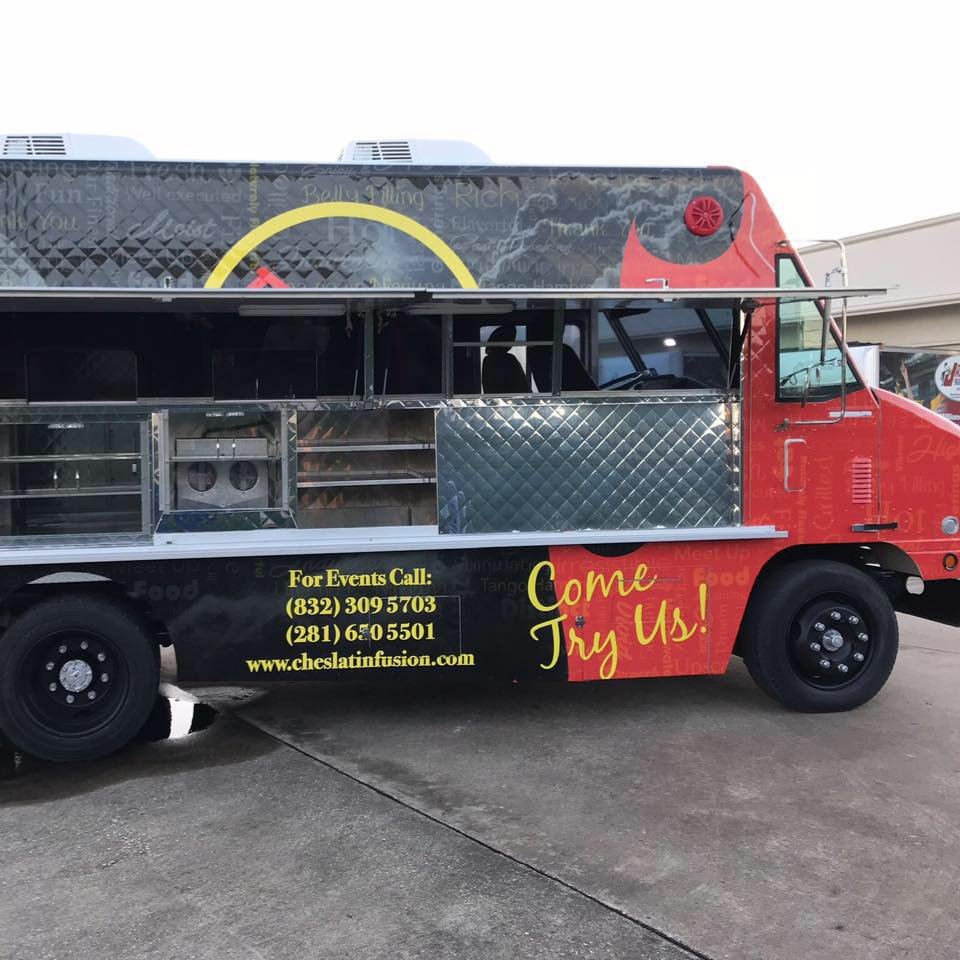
[0,713,694,960]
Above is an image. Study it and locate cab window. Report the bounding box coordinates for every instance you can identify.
[777,256,860,401]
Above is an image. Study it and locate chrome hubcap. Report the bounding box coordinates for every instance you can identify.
[34,632,117,712]
[821,629,844,653]
[59,659,93,693]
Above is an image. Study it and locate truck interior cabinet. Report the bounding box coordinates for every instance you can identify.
[0,420,148,539]
[296,409,437,528]
[162,410,284,515]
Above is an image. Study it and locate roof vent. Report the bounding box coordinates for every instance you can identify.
[2,134,67,157]
[338,139,491,165]
[346,141,413,163]
[0,134,153,161]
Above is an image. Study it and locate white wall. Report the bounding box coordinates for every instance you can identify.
[797,214,960,352]
[847,304,960,352]
[799,214,960,317]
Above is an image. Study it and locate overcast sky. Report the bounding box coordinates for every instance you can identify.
[6,0,957,243]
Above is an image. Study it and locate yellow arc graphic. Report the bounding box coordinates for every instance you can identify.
[205,201,478,289]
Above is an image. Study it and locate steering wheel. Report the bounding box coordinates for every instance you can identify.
[599,370,648,390]
[600,370,710,391]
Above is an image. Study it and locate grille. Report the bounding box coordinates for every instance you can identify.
[349,141,413,162]
[2,134,67,157]
[851,457,874,505]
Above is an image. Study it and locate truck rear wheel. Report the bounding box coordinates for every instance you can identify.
[740,560,898,712]
[0,594,159,762]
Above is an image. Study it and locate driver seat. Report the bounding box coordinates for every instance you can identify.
[482,325,528,394]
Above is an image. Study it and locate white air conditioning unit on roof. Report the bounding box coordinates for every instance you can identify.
[0,134,153,160]
[338,139,491,165]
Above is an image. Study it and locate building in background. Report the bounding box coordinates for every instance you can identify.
[800,214,960,423]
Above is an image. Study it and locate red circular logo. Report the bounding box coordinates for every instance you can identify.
[684,196,724,237]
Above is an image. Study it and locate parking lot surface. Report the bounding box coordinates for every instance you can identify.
[3,614,959,960]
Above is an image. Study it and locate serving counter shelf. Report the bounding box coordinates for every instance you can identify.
[0,486,142,500]
[297,470,437,488]
[0,453,141,464]
[297,441,435,453]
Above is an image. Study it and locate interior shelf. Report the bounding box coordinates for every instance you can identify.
[0,419,149,538]
[0,485,143,500]
[298,471,436,488]
[0,452,141,464]
[298,441,435,453]
[167,455,280,463]
[295,409,438,526]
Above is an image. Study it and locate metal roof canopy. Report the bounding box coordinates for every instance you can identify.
[0,286,886,313]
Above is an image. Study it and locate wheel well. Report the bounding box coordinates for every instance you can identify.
[756,542,919,586]
[0,576,171,647]
[732,542,917,655]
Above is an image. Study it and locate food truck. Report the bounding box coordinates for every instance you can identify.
[0,135,958,761]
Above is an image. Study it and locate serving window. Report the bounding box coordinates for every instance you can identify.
[0,299,740,405]
[368,308,592,397]
[596,307,736,391]
[372,313,443,396]
[370,302,736,399]
[0,309,366,403]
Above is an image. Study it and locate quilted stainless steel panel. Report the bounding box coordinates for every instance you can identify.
[437,398,739,534]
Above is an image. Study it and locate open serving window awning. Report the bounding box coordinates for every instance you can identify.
[0,286,886,313]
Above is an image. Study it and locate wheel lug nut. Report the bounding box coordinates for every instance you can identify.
[58,644,67,654]
[810,642,822,652]
[819,658,832,669]
[848,615,860,625]
[100,673,109,683]
[48,682,57,692]
[46,661,55,671]
[97,652,106,662]
[858,632,869,642]
[814,622,825,631]
[830,611,842,620]
[65,694,75,704]
[87,690,96,700]
[837,663,849,673]
[80,640,88,650]
[853,652,865,662]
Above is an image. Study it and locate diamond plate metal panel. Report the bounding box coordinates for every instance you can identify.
[437,398,739,534]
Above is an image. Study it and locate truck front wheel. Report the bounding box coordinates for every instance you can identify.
[740,560,898,712]
[0,594,159,761]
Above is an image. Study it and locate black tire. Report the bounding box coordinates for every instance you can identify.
[0,594,159,761]
[740,560,898,712]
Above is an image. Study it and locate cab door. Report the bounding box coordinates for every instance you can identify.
[746,254,881,540]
